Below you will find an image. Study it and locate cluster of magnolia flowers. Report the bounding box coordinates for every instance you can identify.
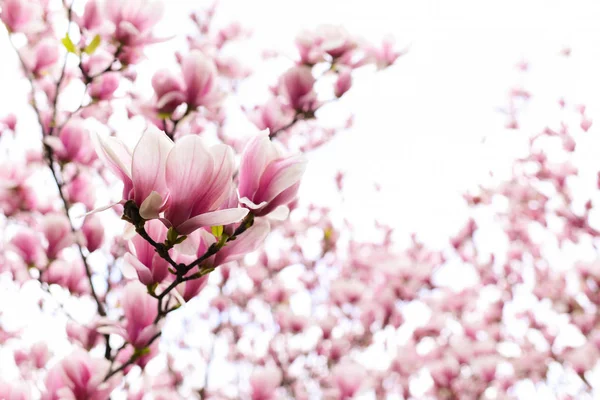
[93,127,306,287]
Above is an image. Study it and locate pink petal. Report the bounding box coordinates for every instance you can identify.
[254,157,307,204]
[176,208,249,235]
[214,218,270,266]
[165,135,214,227]
[139,190,163,220]
[238,133,277,199]
[131,126,173,206]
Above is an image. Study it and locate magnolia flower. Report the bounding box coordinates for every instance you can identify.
[151,51,220,114]
[331,362,366,399]
[0,0,43,34]
[99,282,159,350]
[82,214,104,252]
[41,213,73,259]
[163,135,247,235]
[125,219,170,285]
[278,66,317,112]
[238,133,307,217]
[105,0,163,47]
[181,50,220,109]
[93,125,172,219]
[94,127,247,234]
[45,350,119,400]
[25,38,60,76]
[152,69,185,114]
[0,381,29,400]
[249,366,282,400]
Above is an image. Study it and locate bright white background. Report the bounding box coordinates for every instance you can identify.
[1,0,600,396]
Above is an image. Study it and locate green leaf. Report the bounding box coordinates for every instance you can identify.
[84,34,101,54]
[174,235,187,244]
[146,282,158,296]
[134,346,151,357]
[211,225,224,238]
[61,35,78,54]
[166,227,178,244]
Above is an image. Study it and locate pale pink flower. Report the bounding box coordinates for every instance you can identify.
[247,99,295,133]
[181,50,220,109]
[334,67,352,97]
[164,135,247,235]
[152,69,185,114]
[30,342,50,369]
[105,0,163,47]
[121,282,159,349]
[52,350,119,400]
[238,133,306,217]
[125,219,170,285]
[41,213,73,259]
[9,229,45,267]
[64,172,96,210]
[0,0,43,33]
[331,362,365,399]
[47,120,96,165]
[93,126,173,219]
[214,218,271,266]
[89,72,120,101]
[249,366,282,400]
[80,0,103,32]
[0,380,29,400]
[26,38,60,76]
[45,260,88,294]
[279,66,317,112]
[82,214,104,252]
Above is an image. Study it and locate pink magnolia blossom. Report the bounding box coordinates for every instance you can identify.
[331,362,365,399]
[79,0,104,32]
[46,120,96,165]
[26,38,60,76]
[125,219,170,285]
[121,282,159,349]
[9,229,45,267]
[214,218,271,266]
[41,213,73,259]
[152,69,185,114]
[334,67,353,98]
[247,99,295,133]
[93,126,173,219]
[279,66,317,112]
[295,26,356,65]
[30,342,50,369]
[0,381,29,400]
[181,50,220,110]
[64,172,96,210]
[238,133,306,217]
[0,0,43,33]
[249,366,282,400]
[105,0,163,47]
[44,260,88,294]
[81,214,104,252]
[50,350,119,400]
[164,135,247,235]
[89,72,120,101]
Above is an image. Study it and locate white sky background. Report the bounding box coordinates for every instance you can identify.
[1,0,600,397]
[148,0,600,247]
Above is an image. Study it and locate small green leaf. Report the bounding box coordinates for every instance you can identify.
[211,225,224,238]
[61,35,78,54]
[84,34,101,54]
[166,227,178,244]
[146,282,158,295]
[134,346,151,357]
[174,235,187,244]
